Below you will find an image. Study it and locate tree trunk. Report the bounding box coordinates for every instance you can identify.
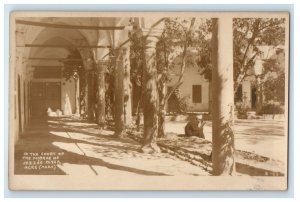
[158,81,167,138]
[96,62,106,127]
[135,99,141,131]
[158,18,195,138]
[256,76,263,113]
[141,35,160,153]
[211,17,235,175]
[123,46,133,126]
[113,52,125,137]
[87,70,96,122]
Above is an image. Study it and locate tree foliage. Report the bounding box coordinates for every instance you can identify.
[62,49,84,81]
[156,18,212,104]
[262,59,285,104]
[233,18,285,92]
[62,49,86,115]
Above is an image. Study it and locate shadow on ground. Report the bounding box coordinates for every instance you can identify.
[15,117,170,176]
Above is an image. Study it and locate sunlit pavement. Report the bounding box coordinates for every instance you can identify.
[15,117,209,176]
[166,119,287,163]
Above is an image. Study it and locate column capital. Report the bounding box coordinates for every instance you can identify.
[95,60,108,74]
[111,45,130,63]
[95,59,110,65]
[140,28,163,40]
[135,17,164,39]
[84,57,95,70]
[142,30,162,54]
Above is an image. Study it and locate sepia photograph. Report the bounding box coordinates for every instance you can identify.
[8,11,289,190]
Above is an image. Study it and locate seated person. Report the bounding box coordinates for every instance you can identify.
[185,115,206,138]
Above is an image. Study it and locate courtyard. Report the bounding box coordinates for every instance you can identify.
[14,116,286,176]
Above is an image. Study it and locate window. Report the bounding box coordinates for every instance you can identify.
[192,85,202,103]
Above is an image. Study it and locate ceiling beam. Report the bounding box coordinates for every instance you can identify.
[18,44,111,48]
[16,20,125,30]
[28,57,84,61]
[28,58,110,63]
[28,57,65,60]
[32,65,62,68]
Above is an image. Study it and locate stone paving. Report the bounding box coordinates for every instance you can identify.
[165,118,287,163]
[162,117,286,176]
[15,117,209,176]
[14,116,286,176]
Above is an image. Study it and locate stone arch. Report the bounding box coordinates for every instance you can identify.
[20,18,98,68]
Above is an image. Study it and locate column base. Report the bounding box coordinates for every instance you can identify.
[140,143,161,154]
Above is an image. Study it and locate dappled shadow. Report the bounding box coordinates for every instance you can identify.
[15,117,171,176]
[236,162,284,176]
[16,117,283,176]
[237,127,284,137]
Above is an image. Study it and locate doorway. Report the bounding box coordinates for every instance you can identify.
[251,86,257,109]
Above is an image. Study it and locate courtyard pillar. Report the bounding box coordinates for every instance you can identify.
[87,68,96,122]
[74,77,80,116]
[211,17,235,175]
[139,23,163,153]
[96,60,106,127]
[113,49,125,137]
[122,45,133,126]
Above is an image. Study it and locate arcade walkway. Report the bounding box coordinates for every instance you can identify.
[14,117,209,176]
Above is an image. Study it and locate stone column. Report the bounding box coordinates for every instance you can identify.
[140,29,162,153]
[96,60,106,127]
[113,51,125,137]
[211,17,235,175]
[74,77,80,116]
[113,44,133,136]
[110,18,134,130]
[122,45,133,126]
[87,69,96,122]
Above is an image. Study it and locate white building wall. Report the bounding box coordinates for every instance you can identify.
[168,64,210,112]
[179,67,210,112]
[242,79,252,109]
[61,78,76,115]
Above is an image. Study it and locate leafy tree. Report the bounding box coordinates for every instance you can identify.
[155,17,213,137]
[233,18,285,92]
[261,50,285,105]
[129,17,213,137]
[62,49,84,81]
[62,49,86,115]
[262,69,285,105]
[198,18,285,94]
[256,54,285,116]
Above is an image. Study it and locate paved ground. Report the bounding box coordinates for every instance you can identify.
[166,118,287,163]
[15,117,209,176]
[14,116,286,176]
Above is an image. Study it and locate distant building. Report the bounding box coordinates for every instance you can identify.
[166,45,285,113]
[234,45,285,109]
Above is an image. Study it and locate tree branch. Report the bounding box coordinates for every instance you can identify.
[164,18,196,103]
[234,51,259,93]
